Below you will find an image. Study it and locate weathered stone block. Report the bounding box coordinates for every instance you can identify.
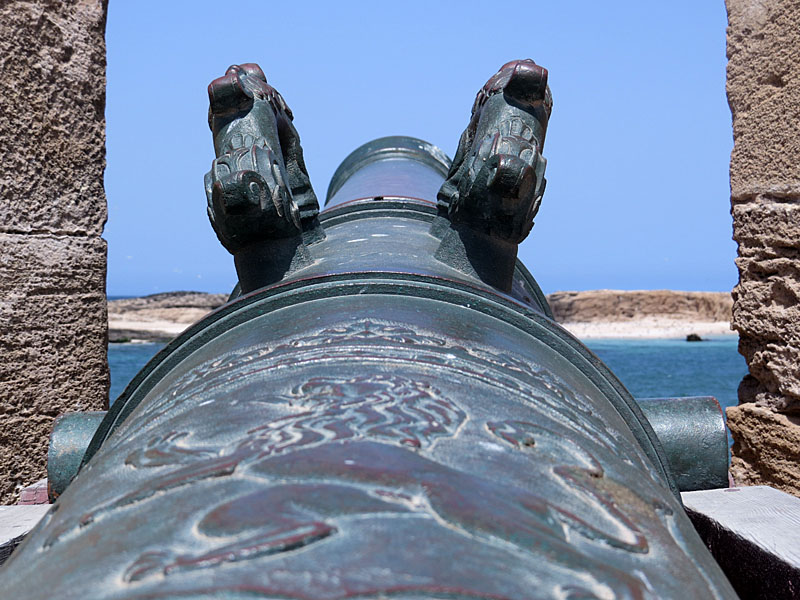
[727,404,800,495]
[731,168,800,395]
[0,233,108,503]
[733,202,800,254]
[0,0,108,235]
[727,0,800,494]
[727,0,800,199]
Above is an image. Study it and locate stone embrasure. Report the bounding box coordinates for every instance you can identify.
[0,1,108,503]
[727,0,800,495]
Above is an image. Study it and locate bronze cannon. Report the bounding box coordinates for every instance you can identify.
[1,60,736,599]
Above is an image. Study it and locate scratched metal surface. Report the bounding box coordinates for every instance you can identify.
[1,291,735,599]
[297,197,553,315]
[221,198,554,317]
[310,204,539,307]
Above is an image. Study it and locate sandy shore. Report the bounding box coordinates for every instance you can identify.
[108,293,228,342]
[560,318,734,340]
[107,317,190,342]
[108,315,735,343]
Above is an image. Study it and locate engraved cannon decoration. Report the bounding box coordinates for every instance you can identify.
[1,60,737,599]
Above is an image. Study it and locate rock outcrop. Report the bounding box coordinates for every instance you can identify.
[0,0,109,504]
[547,290,733,323]
[108,292,228,342]
[726,0,800,495]
[108,290,734,343]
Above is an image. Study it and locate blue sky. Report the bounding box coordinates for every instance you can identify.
[105,1,734,296]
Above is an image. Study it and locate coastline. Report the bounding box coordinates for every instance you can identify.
[560,318,734,340]
[107,317,188,343]
[108,292,228,343]
[108,291,735,343]
[108,319,736,343]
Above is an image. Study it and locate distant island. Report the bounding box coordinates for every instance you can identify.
[108,291,228,343]
[548,290,733,339]
[108,290,733,343]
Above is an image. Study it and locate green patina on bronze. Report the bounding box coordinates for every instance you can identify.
[46,411,107,502]
[639,396,730,492]
[0,61,737,599]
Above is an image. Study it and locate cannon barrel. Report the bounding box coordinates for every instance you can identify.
[0,61,736,599]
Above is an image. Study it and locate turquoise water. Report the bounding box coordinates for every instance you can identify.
[108,336,747,409]
[108,342,166,401]
[585,335,746,411]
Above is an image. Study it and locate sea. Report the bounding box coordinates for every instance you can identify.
[108,335,747,411]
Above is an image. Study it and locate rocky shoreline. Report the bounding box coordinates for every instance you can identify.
[108,290,734,343]
[108,291,228,343]
[548,290,733,339]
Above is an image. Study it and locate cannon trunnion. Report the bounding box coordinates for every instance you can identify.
[0,61,736,599]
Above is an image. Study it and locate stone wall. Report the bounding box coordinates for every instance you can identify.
[726,0,800,495]
[0,1,109,503]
